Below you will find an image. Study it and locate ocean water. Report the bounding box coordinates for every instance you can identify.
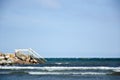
[0,58,120,80]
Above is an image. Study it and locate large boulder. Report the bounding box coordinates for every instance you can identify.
[15,51,27,61]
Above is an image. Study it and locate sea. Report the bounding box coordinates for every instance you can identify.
[0,58,120,80]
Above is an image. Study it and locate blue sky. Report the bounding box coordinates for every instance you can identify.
[0,0,120,58]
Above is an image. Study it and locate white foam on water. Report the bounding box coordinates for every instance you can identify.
[80,72,107,75]
[113,69,120,72]
[28,71,107,75]
[55,62,62,65]
[54,62,69,65]
[0,66,120,71]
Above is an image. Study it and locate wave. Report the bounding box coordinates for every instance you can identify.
[28,72,107,75]
[0,71,28,75]
[0,66,120,71]
[0,66,120,76]
[113,69,120,72]
[1,71,120,76]
[111,69,120,75]
[55,62,69,65]
[0,71,108,75]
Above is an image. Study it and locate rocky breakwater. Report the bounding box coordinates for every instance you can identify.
[0,51,45,65]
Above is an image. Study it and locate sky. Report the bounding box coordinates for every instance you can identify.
[0,0,120,58]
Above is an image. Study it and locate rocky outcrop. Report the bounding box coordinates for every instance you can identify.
[0,52,45,65]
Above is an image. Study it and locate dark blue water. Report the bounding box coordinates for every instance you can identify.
[0,58,120,80]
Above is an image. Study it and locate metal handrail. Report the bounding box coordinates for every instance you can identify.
[15,48,46,63]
